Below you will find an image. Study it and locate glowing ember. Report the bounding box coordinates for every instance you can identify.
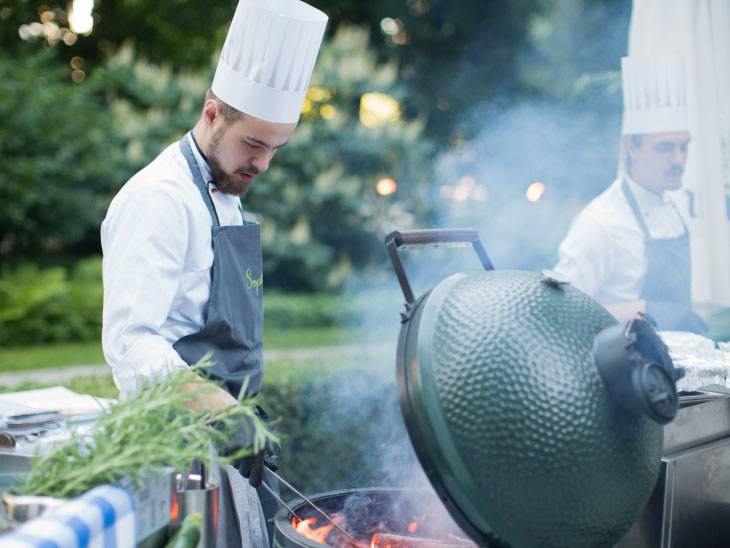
[293,517,334,544]
[291,514,475,548]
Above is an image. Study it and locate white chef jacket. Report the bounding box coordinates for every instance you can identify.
[554,176,687,305]
[101,133,245,397]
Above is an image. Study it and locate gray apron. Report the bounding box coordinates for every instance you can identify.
[173,134,278,547]
[173,135,264,399]
[621,179,707,333]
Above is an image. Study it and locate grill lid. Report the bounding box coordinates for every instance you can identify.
[386,229,678,548]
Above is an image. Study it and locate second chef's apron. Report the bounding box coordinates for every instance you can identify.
[622,179,707,333]
[173,134,277,548]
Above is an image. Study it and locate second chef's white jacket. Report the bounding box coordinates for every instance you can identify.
[554,176,688,306]
[101,133,245,397]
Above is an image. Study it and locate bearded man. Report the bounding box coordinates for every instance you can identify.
[100,1,328,546]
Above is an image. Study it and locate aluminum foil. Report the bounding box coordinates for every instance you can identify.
[659,331,730,392]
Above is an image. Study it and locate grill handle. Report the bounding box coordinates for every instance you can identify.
[385,228,494,306]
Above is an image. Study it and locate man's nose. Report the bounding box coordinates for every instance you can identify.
[251,150,274,173]
[671,146,688,165]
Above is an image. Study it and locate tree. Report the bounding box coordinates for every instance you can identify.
[0,48,123,259]
[246,26,437,290]
[0,25,437,290]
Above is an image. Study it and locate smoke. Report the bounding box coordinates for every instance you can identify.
[431,99,622,273]
[296,2,633,543]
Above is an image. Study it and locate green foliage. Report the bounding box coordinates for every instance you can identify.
[263,292,360,329]
[0,374,118,399]
[0,48,123,257]
[3,24,436,291]
[3,351,405,496]
[364,0,546,143]
[0,0,235,70]
[0,257,103,345]
[259,363,404,494]
[0,340,408,493]
[0,258,365,346]
[19,356,278,499]
[1,0,634,290]
[91,42,210,177]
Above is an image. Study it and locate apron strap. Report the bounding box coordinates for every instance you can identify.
[179,133,221,228]
[620,178,688,240]
[620,178,651,239]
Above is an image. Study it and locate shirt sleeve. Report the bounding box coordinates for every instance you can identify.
[101,184,190,397]
[554,213,615,299]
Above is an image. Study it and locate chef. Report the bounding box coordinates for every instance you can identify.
[555,54,706,333]
[100,0,328,545]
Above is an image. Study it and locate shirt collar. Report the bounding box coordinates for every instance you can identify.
[187,132,214,184]
[624,174,667,207]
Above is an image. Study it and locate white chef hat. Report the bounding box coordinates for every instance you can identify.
[212,0,328,124]
[621,54,688,135]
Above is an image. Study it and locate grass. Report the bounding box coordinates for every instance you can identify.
[0,374,119,399]
[0,342,106,373]
[0,348,390,399]
[263,325,363,349]
[0,326,365,373]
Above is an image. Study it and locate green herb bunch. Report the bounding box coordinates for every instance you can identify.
[19,353,278,499]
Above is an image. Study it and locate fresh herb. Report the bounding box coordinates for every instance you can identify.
[18,353,277,499]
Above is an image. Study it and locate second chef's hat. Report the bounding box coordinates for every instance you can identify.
[212,0,328,124]
[621,54,688,135]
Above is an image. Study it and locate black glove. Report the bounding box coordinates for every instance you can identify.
[215,407,279,488]
[239,447,278,487]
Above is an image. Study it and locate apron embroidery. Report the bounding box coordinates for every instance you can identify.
[246,268,263,295]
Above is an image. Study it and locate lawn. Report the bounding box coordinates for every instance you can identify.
[0,326,365,373]
[0,344,395,399]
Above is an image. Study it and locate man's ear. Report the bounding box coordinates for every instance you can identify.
[624,134,640,159]
[202,99,220,127]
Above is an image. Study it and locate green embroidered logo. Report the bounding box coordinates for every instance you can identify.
[246,268,263,295]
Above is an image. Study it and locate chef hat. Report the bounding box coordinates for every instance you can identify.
[212,0,328,124]
[621,54,688,135]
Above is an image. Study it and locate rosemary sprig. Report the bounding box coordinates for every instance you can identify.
[18,353,278,499]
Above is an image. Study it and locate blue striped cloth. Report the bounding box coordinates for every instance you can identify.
[0,485,136,548]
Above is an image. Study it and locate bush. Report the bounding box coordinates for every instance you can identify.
[0,259,363,345]
[0,257,103,346]
[259,358,411,494]
[0,48,123,257]
[263,292,361,329]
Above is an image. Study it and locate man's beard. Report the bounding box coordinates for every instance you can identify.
[207,127,259,197]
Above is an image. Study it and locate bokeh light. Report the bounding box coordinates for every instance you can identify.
[439,175,488,202]
[320,105,336,120]
[69,0,94,35]
[307,87,332,102]
[359,92,400,128]
[526,182,545,202]
[63,32,78,45]
[376,178,397,196]
[380,17,401,35]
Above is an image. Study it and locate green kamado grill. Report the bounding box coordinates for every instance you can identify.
[384,228,682,548]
